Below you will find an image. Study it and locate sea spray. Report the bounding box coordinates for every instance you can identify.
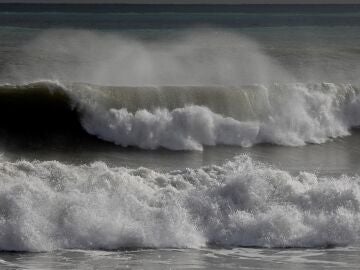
[6,29,292,86]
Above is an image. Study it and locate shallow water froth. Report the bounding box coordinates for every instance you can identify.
[0,247,359,270]
[0,155,359,251]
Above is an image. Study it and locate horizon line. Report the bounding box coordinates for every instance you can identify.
[0,2,359,4]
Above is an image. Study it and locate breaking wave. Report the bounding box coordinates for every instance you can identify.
[0,80,360,150]
[0,155,360,251]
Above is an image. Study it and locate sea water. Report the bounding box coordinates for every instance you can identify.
[0,4,360,269]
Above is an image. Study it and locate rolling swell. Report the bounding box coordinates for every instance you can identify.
[1,81,360,150]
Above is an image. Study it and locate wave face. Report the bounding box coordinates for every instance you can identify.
[0,155,359,251]
[0,82,93,149]
[0,81,360,150]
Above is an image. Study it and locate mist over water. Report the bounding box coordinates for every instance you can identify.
[4,27,360,85]
[7,29,293,86]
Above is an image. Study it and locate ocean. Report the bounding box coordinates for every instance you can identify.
[0,3,360,269]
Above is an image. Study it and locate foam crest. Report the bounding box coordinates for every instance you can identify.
[79,83,360,150]
[81,106,259,150]
[0,156,360,251]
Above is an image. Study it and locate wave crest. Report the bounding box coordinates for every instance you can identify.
[79,82,360,150]
[0,81,360,150]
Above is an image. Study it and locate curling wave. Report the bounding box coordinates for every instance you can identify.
[1,81,360,150]
[0,155,359,251]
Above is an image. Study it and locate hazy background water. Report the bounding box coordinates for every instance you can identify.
[1,5,360,83]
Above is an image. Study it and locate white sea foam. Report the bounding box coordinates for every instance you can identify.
[78,83,360,150]
[0,155,359,251]
[81,105,259,150]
